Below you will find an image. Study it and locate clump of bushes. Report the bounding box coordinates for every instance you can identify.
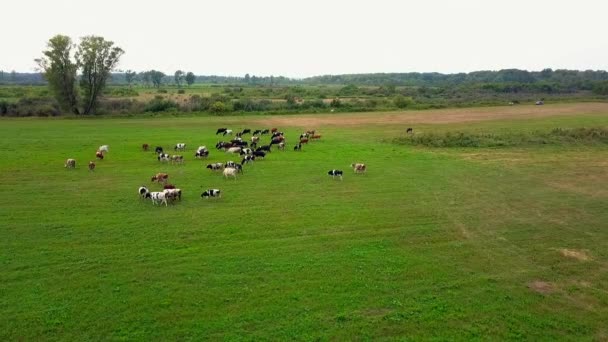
[177,89,186,94]
[0,97,60,117]
[144,98,179,112]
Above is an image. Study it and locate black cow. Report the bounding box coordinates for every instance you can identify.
[406,128,413,134]
[201,189,221,198]
[293,143,302,151]
[328,169,343,180]
[261,129,270,135]
[256,145,271,152]
[155,146,164,154]
[241,129,251,135]
[253,129,262,135]
[253,151,266,158]
[216,128,227,135]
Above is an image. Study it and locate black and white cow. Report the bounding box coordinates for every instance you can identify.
[293,143,302,151]
[328,169,343,180]
[261,129,270,135]
[257,145,271,152]
[206,163,223,170]
[241,129,251,135]
[195,149,209,158]
[240,148,253,155]
[225,161,238,168]
[155,146,164,154]
[158,153,170,162]
[253,129,262,135]
[216,128,228,135]
[138,186,150,198]
[223,129,233,136]
[241,155,255,165]
[201,189,221,198]
[253,151,266,159]
[174,143,186,151]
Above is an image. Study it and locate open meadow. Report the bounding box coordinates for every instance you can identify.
[1,103,608,339]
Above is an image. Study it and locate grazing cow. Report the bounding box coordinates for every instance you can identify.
[216,141,228,149]
[195,150,209,158]
[299,138,309,144]
[225,161,238,168]
[242,155,255,165]
[231,138,243,144]
[271,128,278,133]
[174,143,186,151]
[406,128,413,134]
[278,142,285,150]
[233,141,248,147]
[96,151,104,160]
[171,155,184,164]
[351,163,366,173]
[270,136,284,145]
[257,145,271,152]
[155,146,164,154]
[240,148,253,155]
[299,133,309,139]
[226,146,242,154]
[306,130,316,136]
[138,186,150,198]
[261,129,270,135]
[251,136,260,143]
[146,191,168,206]
[164,188,182,202]
[253,151,266,158]
[232,164,243,173]
[223,167,238,180]
[271,131,283,138]
[88,161,96,171]
[201,189,221,198]
[216,128,228,135]
[311,134,322,140]
[197,146,208,152]
[142,143,149,151]
[206,163,223,171]
[99,145,109,153]
[328,169,343,180]
[158,153,170,162]
[293,143,302,151]
[163,184,176,190]
[223,129,233,136]
[241,129,251,135]
[65,158,76,169]
[151,173,169,183]
[253,129,262,135]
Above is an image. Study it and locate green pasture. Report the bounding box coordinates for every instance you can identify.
[1,111,607,340]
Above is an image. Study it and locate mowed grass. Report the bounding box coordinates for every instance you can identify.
[1,109,608,340]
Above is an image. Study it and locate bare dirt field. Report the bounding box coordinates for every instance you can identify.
[261,102,608,128]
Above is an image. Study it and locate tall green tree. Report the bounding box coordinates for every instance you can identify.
[76,35,124,114]
[174,70,185,87]
[150,70,165,88]
[125,69,137,87]
[35,35,80,114]
[185,72,195,87]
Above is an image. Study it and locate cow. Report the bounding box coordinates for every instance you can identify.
[278,142,285,150]
[151,173,169,183]
[88,161,96,171]
[216,128,228,135]
[240,148,253,155]
[241,129,251,135]
[251,136,260,143]
[328,170,343,180]
[271,128,278,133]
[253,151,266,159]
[223,129,233,136]
[99,145,109,153]
[174,143,186,151]
[272,131,284,138]
[257,145,271,152]
[293,143,302,151]
[261,129,270,135]
[138,186,149,198]
[158,153,170,162]
[299,138,309,144]
[351,163,366,173]
[146,191,168,206]
[241,155,255,165]
[201,189,221,198]
[406,128,413,134]
[311,134,322,140]
[223,167,238,180]
[306,130,316,136]
[270,136,284,145]
[253,129,262,135]
[226,147,242,154]
[164,188,182,202]
[225,161,238,168]
[171,155,184,164]
[195,150,209,158]
[65,159,76,169]
[206,163,223,171]
[163,184,176,190]
[96,151,104,160]
[299,133,309,139]
[142,143,149,151]
[155,146,164,154]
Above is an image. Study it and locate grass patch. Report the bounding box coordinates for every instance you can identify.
[394,127,608,147]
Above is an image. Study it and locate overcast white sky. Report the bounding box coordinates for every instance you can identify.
[2,0,607,78]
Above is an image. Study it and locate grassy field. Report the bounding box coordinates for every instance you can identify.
[1,104,607,340]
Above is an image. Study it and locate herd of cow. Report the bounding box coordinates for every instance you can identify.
[64,127,367,206]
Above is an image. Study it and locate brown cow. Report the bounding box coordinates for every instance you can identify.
[88,161,96,171]
[271,128,278,133]
[142,143,149,151]
[311,134,322,140]
[95,151,104,160]
[151,173,169,183]
[299,138,309,144]
[351,163,366,173]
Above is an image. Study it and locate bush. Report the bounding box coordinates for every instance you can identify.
[210,101,228,114]
[177,89,186,94]
[144,99,178,112]
[157,89,168,94]
[393,95,415,108]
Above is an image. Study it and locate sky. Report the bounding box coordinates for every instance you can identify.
[2,0,607,78]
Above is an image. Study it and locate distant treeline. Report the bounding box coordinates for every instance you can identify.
[3,68,608,91]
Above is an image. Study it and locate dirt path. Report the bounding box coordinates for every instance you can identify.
[259,103,608,128]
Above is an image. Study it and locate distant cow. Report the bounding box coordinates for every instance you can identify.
[201,189,221,198]
[174,143,186,151]
[241,129,251,135]
[252,129,262,135]
[146,191,168,206]
[271,128,278,133]
[88,161,96,171]
[151,173,169,183]
[261,129,270,135]
[99,145,109,153]
[206,163,223,171]
[299,138,309,144]
[311,134,322,140]
[65,159,76,169]
[241,155,255,165]
[536,100,544,105]
[406,128,413,134]
[142,143,149,151]
[253,151,266,159]
[328,169,343,180]
[257,145,271,152]
[95,151,104,160]
[223,129,233,136]
[216,128,228,135]
[293,143,302,151]
[163,184,176,190]
[155,146,164,154]
[351,163,366,173]
[195,150,209,158]
[223,167,238,180]
[158,153,170,162]
[251,136,260,143]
